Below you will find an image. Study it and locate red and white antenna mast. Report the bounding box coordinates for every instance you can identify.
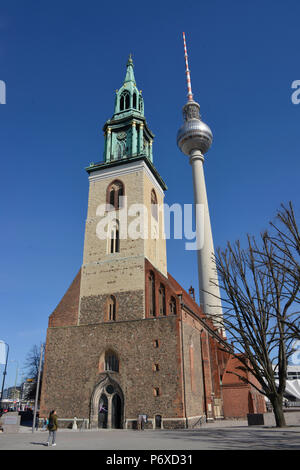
[183,32,194,102]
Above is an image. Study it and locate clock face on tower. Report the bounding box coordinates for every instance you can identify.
[117,132,127,140]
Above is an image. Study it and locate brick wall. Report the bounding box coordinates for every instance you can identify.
[222,355,266,418]
[40,316,184,424]
[49,269,81,327]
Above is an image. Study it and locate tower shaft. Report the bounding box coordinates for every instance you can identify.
[190,150,223,332]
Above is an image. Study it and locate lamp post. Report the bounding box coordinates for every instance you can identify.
[32,343,44,433]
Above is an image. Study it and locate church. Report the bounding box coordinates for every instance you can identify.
[39,56,265,429]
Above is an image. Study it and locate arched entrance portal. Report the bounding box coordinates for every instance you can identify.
[90,374,124,429]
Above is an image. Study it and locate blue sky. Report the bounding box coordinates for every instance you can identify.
[0,0,299,388]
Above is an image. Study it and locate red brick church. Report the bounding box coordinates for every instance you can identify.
[40,57,265,428]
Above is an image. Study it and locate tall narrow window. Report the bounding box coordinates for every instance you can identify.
[159,284,166,315]
[120,91,129,111]
[105,352,119,372]
[120,94,125,111]
[117,185,124,207]
[109,220,120,254]
[107,180,125,210]
[109,187,115,207]
[169,297,177,315]
[117,140,126,159]
[133,92,137,109]
[148,271,156,316]
[108,295,116,321]
[139,97,143,113]
[151,189,158,221]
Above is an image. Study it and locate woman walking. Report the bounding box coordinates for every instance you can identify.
[46,410,58,447]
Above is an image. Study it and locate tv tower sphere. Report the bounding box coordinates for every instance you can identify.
[177,100,213,156]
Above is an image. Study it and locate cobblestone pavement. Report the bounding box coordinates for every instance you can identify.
[1,424,300,450]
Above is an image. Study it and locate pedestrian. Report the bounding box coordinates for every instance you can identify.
[42,417,48,431]
[46,410,58,447]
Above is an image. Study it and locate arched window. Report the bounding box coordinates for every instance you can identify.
[151,189,158,221]
[108,295,117,321]
[169,297,177,315]
[117,139,126,159]
[159,284,166,316]
[120,91,130,111]
[109,220,120,254]
[133,92,137,109]
[139,97,143,113]
[120,94,125,111]
[105,352,119,372]
[148,271,156,316]
[107,180,124,210]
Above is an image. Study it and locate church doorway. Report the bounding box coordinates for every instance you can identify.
[90,375,124,429]
[155,414,162,429]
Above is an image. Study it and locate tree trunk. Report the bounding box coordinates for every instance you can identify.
[271,395,286,427]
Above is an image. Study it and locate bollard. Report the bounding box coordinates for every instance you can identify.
[72,417,78,430]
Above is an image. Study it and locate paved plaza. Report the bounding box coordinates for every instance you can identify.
[1,422,300,451]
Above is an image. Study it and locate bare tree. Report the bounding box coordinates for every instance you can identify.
[266,202,300,340]
[24,343,45,401]
[211,228,299,427]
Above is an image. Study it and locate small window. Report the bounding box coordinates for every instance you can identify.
[148,271,156,316]
[120,91,130,111]
[120,94,125,111]
[159,284,166,316]
[153,363,159,372]
[153,339,159,348]
[108,296,116,321]
[109,188,115,207]
[107,180,124,210]
[105,353,119,372]
[169,297,177,315]
[151,189,158,221]
[139,97,143,112]
[153,387,160,397]
[109,220,120,254]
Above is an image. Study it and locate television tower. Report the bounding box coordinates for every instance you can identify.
[177,32,224,333]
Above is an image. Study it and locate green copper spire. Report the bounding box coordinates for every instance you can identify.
[124,54,135,84]
[102,55,154,164]
[112,54,144,118]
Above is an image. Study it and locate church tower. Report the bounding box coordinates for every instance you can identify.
[79,55,167,327]
[40,55,229,429]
